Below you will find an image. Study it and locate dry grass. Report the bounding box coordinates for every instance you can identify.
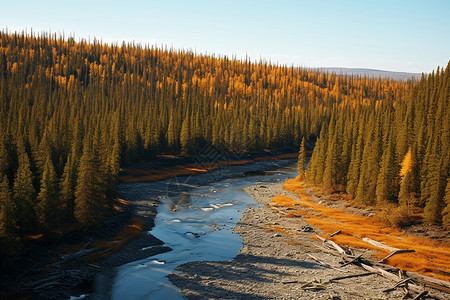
[270,195,309,218]
[271,195,302,207]
[280,178,450,282]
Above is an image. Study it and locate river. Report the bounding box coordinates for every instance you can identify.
[91,159,298,299]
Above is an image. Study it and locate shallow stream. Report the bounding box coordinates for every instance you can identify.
[109,160,298,299]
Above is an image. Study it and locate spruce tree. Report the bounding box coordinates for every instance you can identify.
[13,146,36,233]
[346,120,365,198]
[297,137,306,180]
[107,139,121,200]
[36,155,59,229]
[322,130,339,191]
[167,113,177,152]
[59,152,76,220]
[375,134,397,205]
[180,116,190,155]
[0,174,20,253]
[424,157,445,223]
[74,137,104,228]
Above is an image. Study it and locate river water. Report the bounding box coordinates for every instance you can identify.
[108,159,298,299]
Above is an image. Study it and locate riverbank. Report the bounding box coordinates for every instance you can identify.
[3,154,298,299]
[1,197,171,300]
[120,147,302,183]
[169,182,450,299]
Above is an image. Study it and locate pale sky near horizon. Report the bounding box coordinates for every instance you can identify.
[2,0,449,73]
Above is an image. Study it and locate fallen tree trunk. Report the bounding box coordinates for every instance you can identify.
[327,271,376,282]
[405,272,450,294]
[311,232,449,297]
[379,249,416,263]
[315,234,348,255]
[359,263,447,300]
[362,237,401,252]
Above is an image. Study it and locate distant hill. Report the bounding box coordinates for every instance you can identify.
[316,67,422,81]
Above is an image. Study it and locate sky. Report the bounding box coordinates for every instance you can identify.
[2,0,449,73]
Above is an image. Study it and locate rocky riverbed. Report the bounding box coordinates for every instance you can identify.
[169,183,448,299]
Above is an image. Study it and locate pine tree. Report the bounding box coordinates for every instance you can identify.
[346,118,365,198]
[74,138,104,228]
[180,116,190,155]
[297,137,306,180]
[311,125,329,184]
[167,113,177,152]
[424,157,446,223]
[375,134,397,205]
[0,174,20,254]
[323,117,342,191]
[13,146,36,233]
[107,139,121,200]
[36,155,59,229]
[59,152,76,220]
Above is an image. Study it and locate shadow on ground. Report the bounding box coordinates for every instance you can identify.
[169,253,322,299]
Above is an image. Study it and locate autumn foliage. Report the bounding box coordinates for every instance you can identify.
[305,63,450,225]
[280,178,450,281]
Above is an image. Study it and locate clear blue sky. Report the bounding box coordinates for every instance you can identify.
[2,0,449,73]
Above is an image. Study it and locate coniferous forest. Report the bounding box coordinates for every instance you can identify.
[305,63,450,226]
[0,31,448,256]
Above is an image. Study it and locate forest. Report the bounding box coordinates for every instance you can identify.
[0,30,447,256]
[304,63,449,226]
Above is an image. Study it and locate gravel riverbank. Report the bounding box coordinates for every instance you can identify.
[169,183,447,299]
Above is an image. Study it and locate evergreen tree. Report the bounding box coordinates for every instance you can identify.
[346,122,365,198]
[180,116,190,155]
[13,146,36,233]
[167,113,178,152]
[107,139,121,200]
[0,175,20,253]
[322,115,343,191]
[424,157,446,223]
[36,155,59,229]
[297,137,306,180]
[375,134,397,205]
[74,138,104,228]
[59,152,76,220]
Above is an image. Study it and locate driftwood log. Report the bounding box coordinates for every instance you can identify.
[311,232,450,299]
[362,237,400,252]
